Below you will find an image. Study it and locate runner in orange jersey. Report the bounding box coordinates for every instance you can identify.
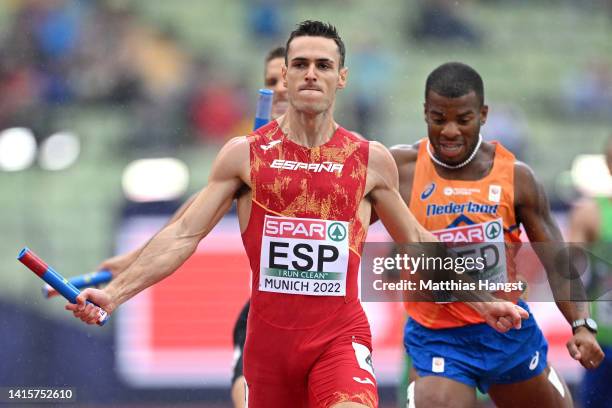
[392,62,604,408]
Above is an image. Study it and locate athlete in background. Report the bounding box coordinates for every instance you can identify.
[568,135,612,408]
[228,46,287,408]
[97,46,287,408]
[391,62,604,407]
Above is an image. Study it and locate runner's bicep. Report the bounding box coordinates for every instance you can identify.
[368,142,399,192]
[179,177,242,240]
[177,137,248,239]
[208,136,249,185]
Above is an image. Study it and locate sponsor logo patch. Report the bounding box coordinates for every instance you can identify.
[260,139,281,151]
[432,357,445,373]
[529,351,540,371]
[352,376,375,386]
[443,187,481,196]
[426,201,498,217]
[271,159,343,173]
[421,183,436,200]
[489,184,502,202]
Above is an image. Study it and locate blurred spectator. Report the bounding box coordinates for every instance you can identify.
[0,0,204,152]
[245,0,286,43]
[188,73,249,143]
[121,26,190,101]
[563,59,612,119]
[71,2,144,104]
[409,0,482,46]
[346,39,394,139]
[0,54,42,129]
[11,0,84,104]
[481,102,529,160]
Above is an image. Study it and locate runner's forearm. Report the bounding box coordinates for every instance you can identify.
[105,222,200,309]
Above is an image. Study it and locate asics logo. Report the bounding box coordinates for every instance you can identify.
[420,183,436,200]
[352,376,375,386]
[529,351,540,370]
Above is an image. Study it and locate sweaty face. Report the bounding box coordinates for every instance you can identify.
[283,36,347,115]
[264,57,288,119]
[424,90,488,165]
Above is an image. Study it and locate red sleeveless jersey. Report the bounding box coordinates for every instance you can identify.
[407,139,522,328]
[242,121,370,330]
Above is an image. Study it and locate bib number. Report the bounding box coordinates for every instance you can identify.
[259,215,349,296]
[432,218,507,301]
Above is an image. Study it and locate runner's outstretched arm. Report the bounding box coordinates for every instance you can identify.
[98,189,234,277]
[66,136,250,324]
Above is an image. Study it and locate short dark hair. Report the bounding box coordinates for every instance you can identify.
[425,62,484,106]
[285,20,345,67]
[265,46,286,63]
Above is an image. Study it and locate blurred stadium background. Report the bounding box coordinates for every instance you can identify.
[0,0,611,406]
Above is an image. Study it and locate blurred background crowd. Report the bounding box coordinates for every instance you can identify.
[1,0,611,407]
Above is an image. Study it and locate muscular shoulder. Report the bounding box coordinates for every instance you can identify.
[390,142,420,190]
[217,136,249,162]
[367,141,399,192]
[210,136,250,184]
[369,141,396,171]
[514,161,541,207]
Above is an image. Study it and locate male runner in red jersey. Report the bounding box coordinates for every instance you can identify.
[68,23,527,407]
[391,62,605,407]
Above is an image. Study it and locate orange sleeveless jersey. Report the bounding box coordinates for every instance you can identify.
[407,139,522,328]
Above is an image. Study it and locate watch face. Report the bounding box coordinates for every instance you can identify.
[586,318,598,331]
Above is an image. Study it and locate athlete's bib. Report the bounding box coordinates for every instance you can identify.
[431,218,507,302]
[259,215,349,296]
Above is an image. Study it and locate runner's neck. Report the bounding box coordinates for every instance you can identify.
[280,109,338,148]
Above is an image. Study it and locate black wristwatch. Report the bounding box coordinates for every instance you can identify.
[571,318,598,334]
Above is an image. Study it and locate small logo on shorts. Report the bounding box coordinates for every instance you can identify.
[432,357,445,373]
[352,376,375,386]
[529,351,540,371]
